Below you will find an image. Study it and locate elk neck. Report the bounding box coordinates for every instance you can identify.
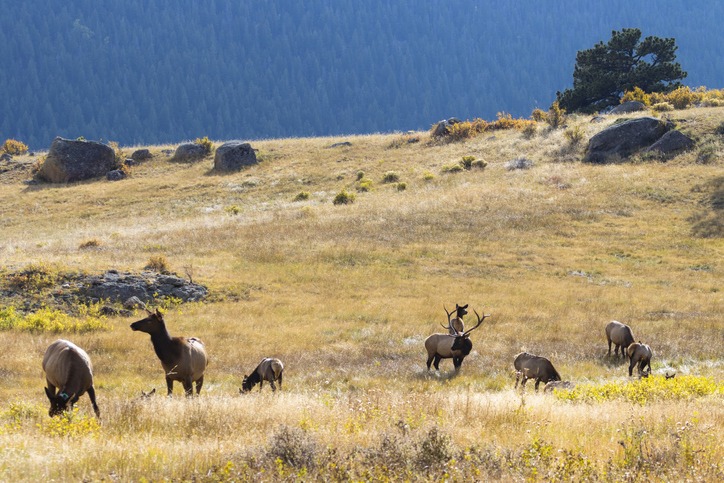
[148,325,181,365]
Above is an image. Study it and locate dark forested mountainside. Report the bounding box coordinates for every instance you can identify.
[2,0,723,149]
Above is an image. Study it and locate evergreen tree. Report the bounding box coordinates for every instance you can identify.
[556,28,687,113]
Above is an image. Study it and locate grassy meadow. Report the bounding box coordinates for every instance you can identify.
[0,107,722,481]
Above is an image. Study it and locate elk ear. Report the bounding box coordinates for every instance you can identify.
[462,304,468,309]
[156,308,164,318]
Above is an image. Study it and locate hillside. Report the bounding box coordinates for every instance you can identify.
[3,0,724,148]
[0,108,722,481]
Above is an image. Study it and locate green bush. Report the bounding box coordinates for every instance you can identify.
[396,182,407,191]
[356,179,373,192]
[145,255,170,273]
[382,171,400,183]
[194,136,214,155]
[333,190,355,205]
[294,191,310,201]
[2,139,28,155]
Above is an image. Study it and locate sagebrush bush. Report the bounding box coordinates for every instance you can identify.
[621,87,651,106]
[2,139,28,155]
[396,182,407,191]
[382,171,400,183]
[652,102,674,112]
[564,126,585,145]
[333,190,355,205]
[356,179,372,192]
[8,263,59,292]
[547,101,566,128]
[266,425,318,469]
[78,239,101,249]
[144,255,170,273]
[294,191,310,201]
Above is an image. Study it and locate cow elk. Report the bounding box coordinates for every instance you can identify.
[42,339,100,417]
[130,308,208,396]
[514,352,561,392]
[605,320,635,359]
[425,309,489,372]
[442,303,468,335]
[240,357,284,393]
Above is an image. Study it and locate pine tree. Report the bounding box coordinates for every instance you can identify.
[556,28,687,113]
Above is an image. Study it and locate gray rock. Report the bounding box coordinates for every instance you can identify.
[78,270,207,304]
[106,169,126,181]
[38,137,116,183]
[172,143,207,162]
[0,153,12,161]
[431,118,461,137]
[213,141,257,171]
[584,117,669,163]
[645,130,695,155]
[609,101,647,114]
[131,149,152,161]
[123,296,146,310]
[505,157,534,170]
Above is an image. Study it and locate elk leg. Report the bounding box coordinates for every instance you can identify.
[195,375,204,395]
[433,355,442,371]
[534,379,541,392]
[607,339,612,357]
[87,386,100,418]
[278,373,283,390]
[520,377,528,391]
[182,379,194,397]
[270,380,276,392]
[166,376,174,396]
[628,359,636,377]
[514,371,520,388]
[453,357,462,372]
[426,355,434,370]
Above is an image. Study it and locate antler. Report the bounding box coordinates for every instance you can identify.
[441,305,455,331]
[462,309,490,336]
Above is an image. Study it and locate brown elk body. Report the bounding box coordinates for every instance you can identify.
[240,357,284,392]
[627,342,652,377]
[42,339,100,417]
[130,309,208,396]
[514,352,561,391]
[425,309,488,372]
[605,320,635,358]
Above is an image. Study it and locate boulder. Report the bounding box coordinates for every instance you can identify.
[431,118,461,137]
[131,148,152,161]
[584,117,669,163]
[609,101,647,114]
[38,137,116,183]
[78,270,207,304]
[172,143,207,162]
[213,141,257,171]
[106,169,126,181]
[645,130,695,155]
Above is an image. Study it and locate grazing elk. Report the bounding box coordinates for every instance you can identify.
[627,342,652,377]
[442,303,468,335]
[130,308,208,396]
[425,309,488,372]
[42,339,100,417]
[239,357,284,393]
[605,320,635,359]
[514,352,561,392]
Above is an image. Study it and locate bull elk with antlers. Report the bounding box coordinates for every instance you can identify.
[425,309,489,372]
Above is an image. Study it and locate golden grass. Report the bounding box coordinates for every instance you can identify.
[0,107,722,481]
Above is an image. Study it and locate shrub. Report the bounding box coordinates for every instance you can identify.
[333,190,355,205]
[651,102,674,112]
[422,171,435,181]
[564,126,585,145]
[356,170,365,181]
[2,139,28,155]
[396,182,407,191]
[39,407,101,436]
[266,425,318,469]
[79,239,101,249]
[416,427,453,469]
[356,179,373,192]
[547,101,566,128]
[225,205,242,215]
[460,156,476,170]
[145,255,170,273]
[522,122,537,138]
[714,122,724,136]
[667,86,697,109]
[0,306,107,333]
[194,136,214,155]
[472,159,487,169]
[8,263,59,292]
[621,87,651,106]
[531,108,547,123]
[382,171,400,183]
[441,164,463,173]
[294,191,310,201]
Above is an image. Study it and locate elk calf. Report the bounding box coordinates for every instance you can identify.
[240,358,284,392]
[131,308,208,396]
[627,342,652,377]
[42,339,100,417]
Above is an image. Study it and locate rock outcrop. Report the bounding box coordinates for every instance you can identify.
[38,137,116,183]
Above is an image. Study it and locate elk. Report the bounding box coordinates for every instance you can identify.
[442,303,468,335]
[425,309,488,372]
[627,342,652,377]
[130,308,208,396]
[42,339,100,417]
[239,357,284,393]
[514,352,561,392]
[605,320,635,359]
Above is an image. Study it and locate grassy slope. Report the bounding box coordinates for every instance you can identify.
[0,108,722,481]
